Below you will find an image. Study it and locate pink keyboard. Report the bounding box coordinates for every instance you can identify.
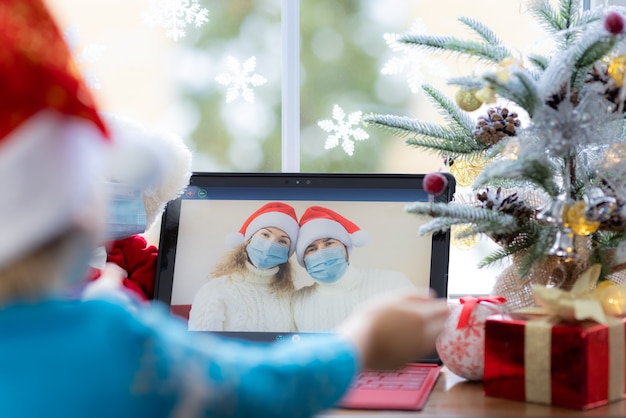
[339,363,440,411]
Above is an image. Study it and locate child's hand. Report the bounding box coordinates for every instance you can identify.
[335,289,450,370]
[82,263,138,311]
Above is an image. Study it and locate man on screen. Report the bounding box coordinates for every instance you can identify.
[292,206,416,332]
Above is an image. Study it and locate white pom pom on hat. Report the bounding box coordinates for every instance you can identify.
[226,202,300,256]
[101,113,192,231]
[296,206,370,266]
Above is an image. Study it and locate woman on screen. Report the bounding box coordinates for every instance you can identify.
[188,202,299,331]
[292,206,416,332]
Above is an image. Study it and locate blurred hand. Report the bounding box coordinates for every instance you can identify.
[82,263,138,312]
[335,289,450,371]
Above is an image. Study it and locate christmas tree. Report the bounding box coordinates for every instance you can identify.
[364,0,626,300]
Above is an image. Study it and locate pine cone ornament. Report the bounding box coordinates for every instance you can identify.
[473,107,520,145]
[476,187,535,245]
[587,63,626,111]
[476,187,534,218]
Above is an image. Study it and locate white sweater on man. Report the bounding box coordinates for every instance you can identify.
[291,266,415,332]
[188,262,294,332]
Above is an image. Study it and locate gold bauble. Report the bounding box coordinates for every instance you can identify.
[608,55,626,87]
[496,57,523,82]
[455,89,482,112]
[449,155,490,187]
[595,280,616,290]
[451,224,479,250]
[475,87,496,104]
[566,201,600,236]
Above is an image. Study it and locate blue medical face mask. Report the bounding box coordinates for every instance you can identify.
[304,245,348,284]
[246,235,290,269]
[104,182,147,241]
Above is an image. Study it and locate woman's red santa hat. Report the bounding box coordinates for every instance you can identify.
[0,0,110,269]
[226,202,299,256]
[296,206,370,266]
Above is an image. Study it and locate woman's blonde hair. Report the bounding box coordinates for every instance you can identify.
[211,244,295,294]
[0,227,92,304]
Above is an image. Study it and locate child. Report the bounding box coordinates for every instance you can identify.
[0,2,450,417]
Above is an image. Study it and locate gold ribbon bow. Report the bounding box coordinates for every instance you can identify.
[528,264,626,324]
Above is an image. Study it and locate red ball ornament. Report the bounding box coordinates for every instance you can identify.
[423,172,448,196]
[604,11,624,35]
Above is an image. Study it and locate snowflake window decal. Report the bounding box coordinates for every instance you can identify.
[141,0,209,41]
[215,56,267,104]
[64,25,106,90]
[317,105,369,156]
[382,18,449,94]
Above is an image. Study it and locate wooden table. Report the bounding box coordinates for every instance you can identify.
[320,368,626,417]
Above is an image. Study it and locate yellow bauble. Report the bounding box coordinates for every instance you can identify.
[451,224,479,250]
[566,201,600,235]
[608,55,626,87]
[595,280,615,290]
[455,89,482,112]
[475,87,496,104]
[449,156,490,187]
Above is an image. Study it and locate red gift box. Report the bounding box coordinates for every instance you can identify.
[483,313,626,409]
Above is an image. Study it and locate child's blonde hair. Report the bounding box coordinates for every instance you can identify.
[0,227,92,304]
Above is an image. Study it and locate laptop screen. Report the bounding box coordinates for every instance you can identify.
[155,172,453,355]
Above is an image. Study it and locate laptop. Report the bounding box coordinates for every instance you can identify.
[154,172,454,411]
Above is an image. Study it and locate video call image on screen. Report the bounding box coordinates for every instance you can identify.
[169,195,434,334]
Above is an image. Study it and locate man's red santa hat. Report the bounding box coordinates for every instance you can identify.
[296,206,370,266]
[0,0,109,269]
[226,202,299,256]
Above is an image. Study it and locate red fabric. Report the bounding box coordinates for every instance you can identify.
[483,314,626,409]
[456,295,506,329]
[0,0,108,140]
[105,235,158,301]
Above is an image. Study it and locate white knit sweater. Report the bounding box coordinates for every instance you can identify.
[291,266,415,332]
[188,263,295,332]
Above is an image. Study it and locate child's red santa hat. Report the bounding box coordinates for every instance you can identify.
[226,202,299,256]
[0,0,110,269]
[296,206,370,266]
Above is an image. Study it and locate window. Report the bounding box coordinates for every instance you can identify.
[49,0,573,297]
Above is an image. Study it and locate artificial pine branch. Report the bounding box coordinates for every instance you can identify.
[418,217,469,235]
[455,220,519,240]
[363,114,458,140]
[406,202,518,233]
[527,53,550,72]
[530,0,580,50]
[364,84,490,158]
[422,84,475,132]
[482,70,540,117]
[571,35,617,87]
[448,76,487,91]
[478,224,552,276]
[457,16,504,46]
[397,33,509,64]
[474,157,561,197]
[529,0,564,34]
